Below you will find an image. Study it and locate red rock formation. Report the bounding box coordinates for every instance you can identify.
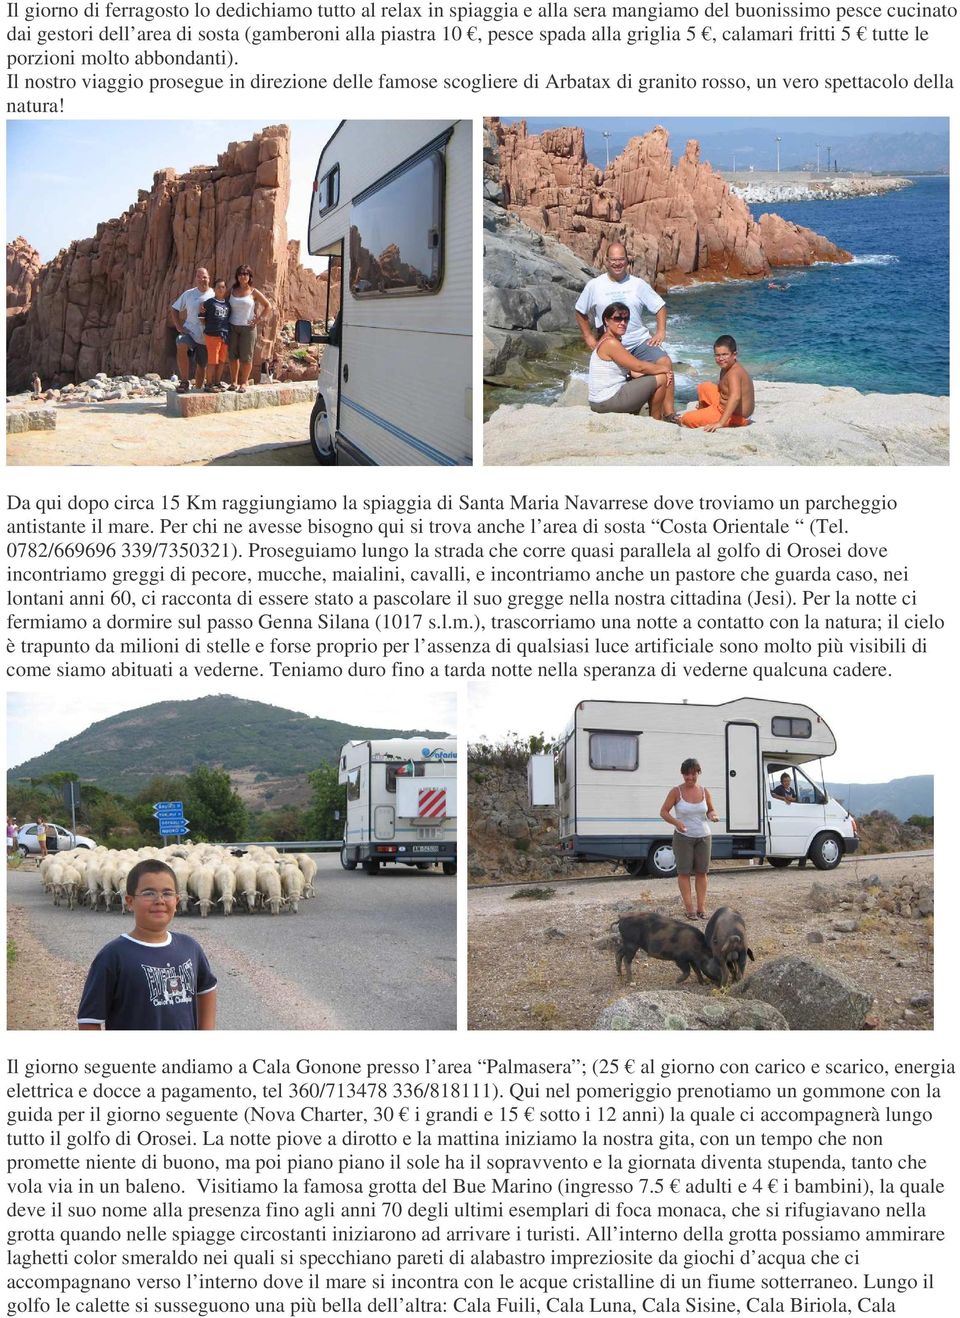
[7,236,41,312]
[6,126,331,390]
[488,118,850,289]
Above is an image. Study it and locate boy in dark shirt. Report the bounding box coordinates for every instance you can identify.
[77,860,217,1031]
[200,279,232,392]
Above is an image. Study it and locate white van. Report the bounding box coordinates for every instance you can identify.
[339,737,457,875]
[529,698,859,876]
[296,119,472,467]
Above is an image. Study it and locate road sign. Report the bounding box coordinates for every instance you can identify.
[153,800,184,816]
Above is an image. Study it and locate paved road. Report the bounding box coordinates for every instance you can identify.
[9,854,456,1031]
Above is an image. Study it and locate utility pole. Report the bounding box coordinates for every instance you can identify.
[776,135,781,173]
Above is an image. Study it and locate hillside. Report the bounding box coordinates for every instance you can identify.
[8,695,448,804]
[824,776,932,821]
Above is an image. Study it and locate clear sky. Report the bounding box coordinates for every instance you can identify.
[6,689,457,770]
[6,120,339,269]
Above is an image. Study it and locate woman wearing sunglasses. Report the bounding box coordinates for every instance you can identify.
[588,301,672,420]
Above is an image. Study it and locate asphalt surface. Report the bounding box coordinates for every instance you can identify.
[8,854,456,1031]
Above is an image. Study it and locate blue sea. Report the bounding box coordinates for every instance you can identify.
[665,177,948,402]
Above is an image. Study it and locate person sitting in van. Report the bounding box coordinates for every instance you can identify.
[772,773,798,804]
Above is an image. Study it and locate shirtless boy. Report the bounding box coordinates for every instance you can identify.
[680,335,754,430]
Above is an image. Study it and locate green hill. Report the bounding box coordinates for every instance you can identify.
[7,695,449,801]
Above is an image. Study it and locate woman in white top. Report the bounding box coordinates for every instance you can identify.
[588,301,672,420]
[227,264,272,393]
[660,758,719,920]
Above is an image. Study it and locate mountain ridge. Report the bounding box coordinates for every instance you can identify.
[8,695,449,801]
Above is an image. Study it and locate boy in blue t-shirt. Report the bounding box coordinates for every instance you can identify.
[78,860,217,1031]
[200,278,232,392]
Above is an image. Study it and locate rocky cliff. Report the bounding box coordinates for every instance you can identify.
[6,126,330,391]
[7,236,41,313]
[489,118,852,288]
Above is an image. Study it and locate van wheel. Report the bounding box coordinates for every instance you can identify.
[766,857,793,868]
[340,847,357,871]
[442,861,457,876]
[363,858,380,875]
[18,845,30,859]
[808,833,843,871]
[645,842,677,879]
[309,397,336,466]
[624,859,646,877]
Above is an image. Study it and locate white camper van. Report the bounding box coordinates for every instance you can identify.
[530,699,859,877]
[339,737,457,875]
[297,120,472,467]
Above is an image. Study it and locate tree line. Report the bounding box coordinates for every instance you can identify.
[6,764,346,849]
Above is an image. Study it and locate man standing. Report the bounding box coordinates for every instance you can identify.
[171,267,214,394]
[575,242,678,423]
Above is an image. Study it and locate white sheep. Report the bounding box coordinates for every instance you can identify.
[256,863,283,915]
[188,864,216,918]
[235,861,259,912]
[294,853,317,899]
[83,860,102,910]
[47,863,66,906]
[213,865,237,915]
[279,862,304,914]
[61,864,83,910]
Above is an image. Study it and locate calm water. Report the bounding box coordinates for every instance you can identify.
[666,177,948,401]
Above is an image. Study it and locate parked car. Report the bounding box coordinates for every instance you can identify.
[17,823,96,857]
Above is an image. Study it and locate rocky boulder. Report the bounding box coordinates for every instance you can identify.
[595,992,788,1031]
[730,956,874,1030]
[483,200,593,380]
[7,126,330,391]
[486,118,851,291]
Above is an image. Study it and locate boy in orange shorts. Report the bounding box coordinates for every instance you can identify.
[200,279,231,391]
[681,335,754,430]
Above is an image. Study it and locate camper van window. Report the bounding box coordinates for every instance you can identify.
[589,732,639,772]
[349,151,444,298]
[771,716,812,739]
[346,769,361,802]
[318,165,340,216]
[386,764,426,792]
[768,768,825,805]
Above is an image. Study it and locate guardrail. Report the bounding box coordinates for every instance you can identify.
[228,839,342,853]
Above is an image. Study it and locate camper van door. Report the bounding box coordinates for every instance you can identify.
[725,722,762,831]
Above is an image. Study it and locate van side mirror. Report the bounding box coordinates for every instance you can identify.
[295,318,333,347]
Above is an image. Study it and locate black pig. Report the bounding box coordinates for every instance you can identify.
[703,907,754,986]
[616,912,723,986]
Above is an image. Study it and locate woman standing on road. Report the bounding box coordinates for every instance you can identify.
[660,758,719,920]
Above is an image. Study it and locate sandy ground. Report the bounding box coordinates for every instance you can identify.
[468,854,933,1032]
[7,397,316,466]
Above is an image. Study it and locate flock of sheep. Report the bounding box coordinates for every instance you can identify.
[34,843,319,916]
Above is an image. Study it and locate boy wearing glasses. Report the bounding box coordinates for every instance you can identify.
[77,860,217,1031]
